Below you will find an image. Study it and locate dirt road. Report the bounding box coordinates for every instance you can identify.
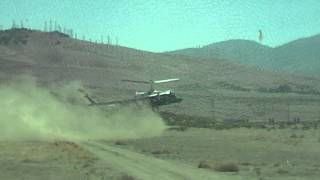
[81,141,248,180]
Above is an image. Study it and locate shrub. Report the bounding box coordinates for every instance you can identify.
[273,163,280,167]
[198,161,212,169]
[299,134,305,138]
[254,167,261,176]
[213,162,239,172]
[115,140,127,145]
[151,149,170,155]
[240,162,251,166]
[198,161,239,172]
[290,133,298,138]
[167,126,188,131]
[275,84,292,93]
[118,174,135,180]
[276,168,289,174]
[302,126,310,130]
[259,84,292,93]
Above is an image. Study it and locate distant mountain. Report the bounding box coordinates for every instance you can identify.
[168,34,320,75]
[271,34,320,74]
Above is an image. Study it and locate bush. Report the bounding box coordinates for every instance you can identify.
[273,163,280,167]
[198,161,240,172]
[213,162,239,172]
[114,140,127,145]
[151,149,171,155]
[118,173,135,180]
[299,134,305,138]
[275,84,292,93]
[239,162,251,166]
[290,133,298,138]
[198,161,212,169]
[276,168,289,175]
[259,84,292,93]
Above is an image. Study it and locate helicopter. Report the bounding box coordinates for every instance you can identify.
[82,78,182,110]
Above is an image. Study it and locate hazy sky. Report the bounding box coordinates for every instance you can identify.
[1,0,320,52]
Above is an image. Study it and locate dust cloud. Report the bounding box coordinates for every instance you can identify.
[0,78,166,141]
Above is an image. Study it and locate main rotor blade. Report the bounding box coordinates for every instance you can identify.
[122,79,151,84]
[153,78,180,84]
[122,78,179,84]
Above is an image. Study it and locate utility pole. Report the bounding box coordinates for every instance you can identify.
[20,20,24,28]
[116,36,119,46]
[287,103,290,122]
[49,19,52,32]
[107,35,111,45]
[44,21,47,32]
[70,29,73,38]
[54,21,57,31]
[318,104,320,122]
[24,19,29,29]
[271,102,274,115]
[100,35,104,44]
[211,97,216,121]
[12,20,17,29]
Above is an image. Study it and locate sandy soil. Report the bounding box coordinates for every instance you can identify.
[121,128,320,180]
[81,141,245,180]
[1,128,320,180]
[0,141,121,180]
[0,139,246,180]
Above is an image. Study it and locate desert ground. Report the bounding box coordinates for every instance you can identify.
[1,126,320,180]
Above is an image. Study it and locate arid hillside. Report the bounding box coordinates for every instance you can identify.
[169,34,320,75]
[1,28,320,121]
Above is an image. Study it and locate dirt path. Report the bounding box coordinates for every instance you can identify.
[81,141,248,180]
